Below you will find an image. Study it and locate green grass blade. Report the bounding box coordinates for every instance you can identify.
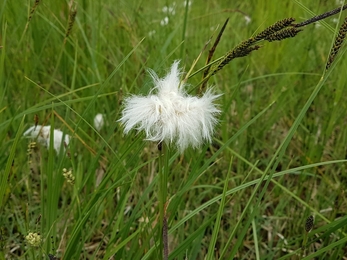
[0,116,25,209]
[206,159,233,260]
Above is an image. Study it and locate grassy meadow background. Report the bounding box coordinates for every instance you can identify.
[1,0,347,259]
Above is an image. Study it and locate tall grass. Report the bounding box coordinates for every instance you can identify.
[1,0,347,259]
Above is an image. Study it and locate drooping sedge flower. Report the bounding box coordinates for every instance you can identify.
[326,17,347,70]
[209,18,297,76]
[264,27,302,42]
[305,215,314,233]
[119,61,221,152]
[28,0,40,22]
[65,4,77,39]
[253,17,296,42]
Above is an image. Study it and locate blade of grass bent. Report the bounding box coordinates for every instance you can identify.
[301,235,347,260]
[169,217,214,259]
[206,158,233,260]
[0,116,25,209]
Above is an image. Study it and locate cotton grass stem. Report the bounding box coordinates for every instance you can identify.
[163,214,169,260]
[158,143,169,259]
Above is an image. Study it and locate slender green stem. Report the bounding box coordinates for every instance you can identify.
[179,0,189,59]
[158,143,169,259]
[158,143,164,257]
[206,158,233,260]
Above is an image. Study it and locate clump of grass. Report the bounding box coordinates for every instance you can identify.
[2,1,347,259]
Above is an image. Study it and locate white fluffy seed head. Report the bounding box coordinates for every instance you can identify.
[119,61,221,152]
[94,113,105,131]
[23,125,69,154]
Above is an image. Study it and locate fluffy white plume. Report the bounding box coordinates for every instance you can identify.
[94,113,105,131]
[23,125,69,153]
[119,61,221,152]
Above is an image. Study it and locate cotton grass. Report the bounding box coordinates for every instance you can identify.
[23,125,69,154]
[119,61,221,152]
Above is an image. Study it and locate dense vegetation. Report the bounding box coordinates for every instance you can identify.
[1,1,347,259]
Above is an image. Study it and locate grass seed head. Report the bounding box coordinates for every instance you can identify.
[28,0,40,22]
[264,28,302,42]
[254,17,296,41]
[23,125,70,154]
[305,215,314,233]
[65,4,77,40]
[326,17,347,70]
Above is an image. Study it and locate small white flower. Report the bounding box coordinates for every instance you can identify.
[148,30,156,37]
[244,15,251,25]
[169,7,176,15]
[183,0,192,7]
[119,61,221,152]
[314,22,322,29]
[162,4,176,15]
[94,113,105,131]
[160,16,169,26]
[332,18,339,24]
[23,125,69,153]
[162,6,169,13]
